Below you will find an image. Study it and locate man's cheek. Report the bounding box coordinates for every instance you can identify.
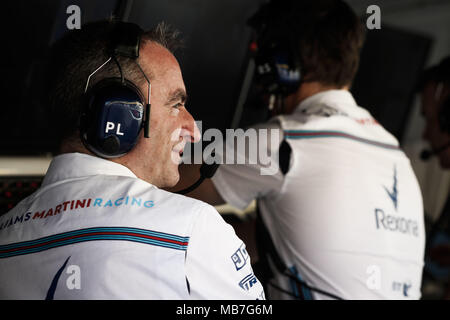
[170,108,180,117]
[170,128,182,142]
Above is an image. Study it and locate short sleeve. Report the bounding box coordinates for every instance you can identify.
[185,203,265,300]
[211,121,285,210]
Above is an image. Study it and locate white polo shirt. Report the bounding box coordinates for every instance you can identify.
[0,153,264,300]
[212,90,425,300]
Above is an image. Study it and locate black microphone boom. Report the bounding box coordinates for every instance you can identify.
[176,163,220,195]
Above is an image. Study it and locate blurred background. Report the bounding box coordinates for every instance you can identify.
[0,0,449,299]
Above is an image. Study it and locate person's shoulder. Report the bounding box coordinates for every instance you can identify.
[153,189,227,241]
[117,175,213,207]
[95,175,219,233]
[158,187,218,211]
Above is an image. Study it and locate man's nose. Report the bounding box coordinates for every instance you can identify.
[182,110,201,143]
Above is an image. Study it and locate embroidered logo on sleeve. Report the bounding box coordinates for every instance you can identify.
[231,243,249,271]
[239,273,258,291]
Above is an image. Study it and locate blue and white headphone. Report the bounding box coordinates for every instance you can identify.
[79,22,151,158]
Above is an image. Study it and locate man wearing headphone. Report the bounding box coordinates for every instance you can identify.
[419,56,450,299]
[177,0,426,299]
[420,57,450,167]
[0,20,264,299]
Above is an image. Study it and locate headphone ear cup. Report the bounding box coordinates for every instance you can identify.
[80,79,145,158]
[439,97,450,135]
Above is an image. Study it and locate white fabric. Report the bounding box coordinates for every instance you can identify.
[212,90,425,300]
[0,153,264,300]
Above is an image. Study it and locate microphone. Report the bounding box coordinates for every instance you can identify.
[199,162,220,179]
[420,141,450,161]
[176,152,220,195]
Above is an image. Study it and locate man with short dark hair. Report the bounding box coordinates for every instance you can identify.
[420,56,450,168]
[177,0,425,299]
[0,20,264,300]
[419,56,450,299]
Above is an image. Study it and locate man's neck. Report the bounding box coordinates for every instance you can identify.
[283,82,349,114]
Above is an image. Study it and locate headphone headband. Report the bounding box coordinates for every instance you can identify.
[80,21,151,159]
[109,22,143,59]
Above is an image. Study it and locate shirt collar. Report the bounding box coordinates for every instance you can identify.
[294,89,360,116]
[41,152,138,187]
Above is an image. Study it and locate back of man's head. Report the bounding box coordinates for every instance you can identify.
[271,0,365,88]
[418,56,450,91]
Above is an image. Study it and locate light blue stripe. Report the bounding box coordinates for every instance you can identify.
[0,227,189,250]
[289,274,300,298]
[1,235,188,256]
[289,266,313,300]
[0,234,188,258]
